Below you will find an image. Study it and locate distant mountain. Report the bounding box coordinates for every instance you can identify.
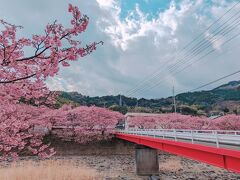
[57,81,240,115]
[59,91,139,107]
[214,81,240,90]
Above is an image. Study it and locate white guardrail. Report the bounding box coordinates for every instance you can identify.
[117,129,240,148]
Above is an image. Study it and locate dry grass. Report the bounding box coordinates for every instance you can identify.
[0,160,101,180]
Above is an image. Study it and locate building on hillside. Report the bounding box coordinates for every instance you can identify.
[208,115,222,120]
[208,111,225,119]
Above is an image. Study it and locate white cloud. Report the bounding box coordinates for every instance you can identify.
[96,0,116,9]
[99,0,193,51]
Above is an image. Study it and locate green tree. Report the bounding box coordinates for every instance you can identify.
[109,105,128,114]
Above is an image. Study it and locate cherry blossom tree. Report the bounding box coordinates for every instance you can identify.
[0,4,103,104]
[0,104,55,160]
[204,114,240,130]
[41,105,124,143]
[0,4,103,160]
[127,113,240,130]
[128,113,208,129]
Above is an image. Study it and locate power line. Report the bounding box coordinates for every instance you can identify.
[127,10,240,96]
[125,2,240,95]
[129,31,240,96]
[127,33,240,97]
[189,69,240,92]
[181,1,240,51]
[125,1,240,97]
[126,7,240,97]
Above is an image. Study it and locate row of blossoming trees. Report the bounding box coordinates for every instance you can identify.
[128,113,240,130]
[0,4,123,160]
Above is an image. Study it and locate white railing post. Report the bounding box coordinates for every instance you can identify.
[174,129,177,141]
[191,130,194,144]
[215,131,219,148]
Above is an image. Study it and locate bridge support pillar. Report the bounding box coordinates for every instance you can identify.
[135,145,159,176]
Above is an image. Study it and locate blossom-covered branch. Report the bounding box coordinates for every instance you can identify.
[0,4,102,104]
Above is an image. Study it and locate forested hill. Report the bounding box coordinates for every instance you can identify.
[57,81,240,115]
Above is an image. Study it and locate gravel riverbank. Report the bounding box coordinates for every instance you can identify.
[6,153,238,180]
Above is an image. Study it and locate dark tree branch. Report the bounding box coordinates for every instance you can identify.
[16,47,50,62]
[0,73,36,84]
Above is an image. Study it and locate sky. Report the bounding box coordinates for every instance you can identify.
[0,0,240,99]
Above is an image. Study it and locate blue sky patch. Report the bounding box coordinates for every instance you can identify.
[119,0,173,19]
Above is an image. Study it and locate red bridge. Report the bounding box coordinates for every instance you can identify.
[116,129,240,174]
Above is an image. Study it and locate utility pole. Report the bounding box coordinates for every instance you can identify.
[173,86,177,113]
[119,94,122,106]
[136,99,138,107]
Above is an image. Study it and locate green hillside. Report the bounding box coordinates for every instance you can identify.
[57,81,240,115]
